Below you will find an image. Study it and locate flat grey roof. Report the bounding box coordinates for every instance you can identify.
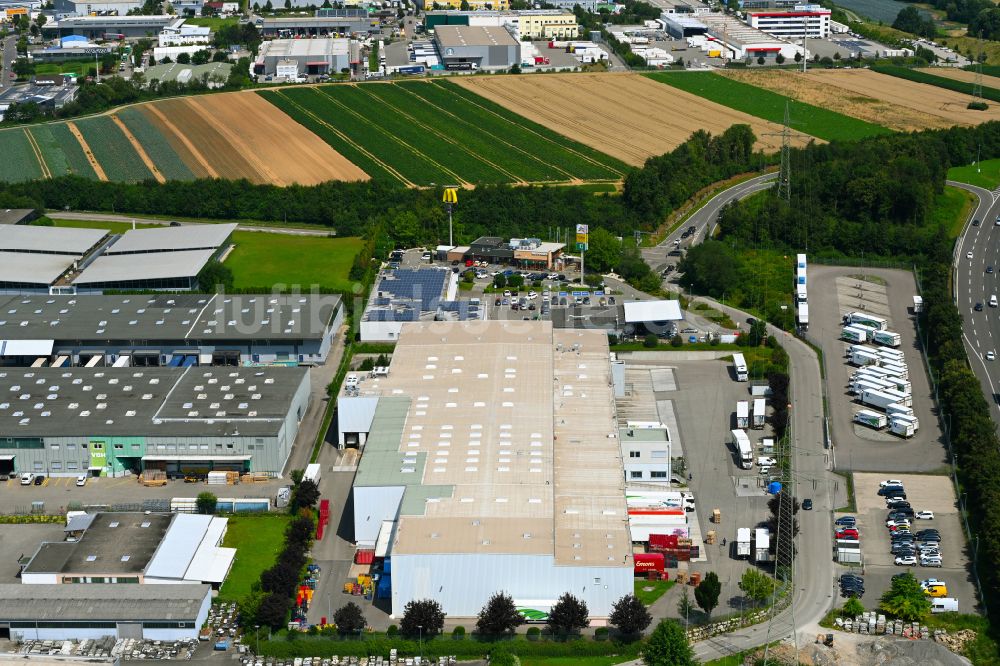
[105,224,237,255]
[0,293,340,342]
[24,512,172,575]
[73,249,216,285]
[0,209,34,225]
[435,25,518,48]
[0,252,73,286]
[0,225,106,255]
[0,365,308,437]
[0,583,209,621]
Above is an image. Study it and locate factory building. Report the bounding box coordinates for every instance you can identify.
[52,0,142,15]
[433,25,520,70]
[253,37,352,77]
[342,321,633,618]
[424,10,580,40]
[695,12,800,60]
[254,9,377,37]
[745,4,831,38]
[158,18,212,46]
[0,583,211,641]
[45,14,176,38]
[0,209,38,226]
[662,14,708,38]
[0,225,107,293]
[0,292,342,367]
[0,364,310,478]
[423,0,509,10]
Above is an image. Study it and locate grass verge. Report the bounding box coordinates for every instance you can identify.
[645,72,890,142]
[218,514,291,602]
[45,218,160,233]
[634,578,675,605]
[834,471,857,514]
[948,158,1000,191]
[931,186,976,239]
[226,232,363,291]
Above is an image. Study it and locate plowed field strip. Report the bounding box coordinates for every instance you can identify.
[182,97,283,184]
[142,104,218,179]
[66,121,108,181]
[111,114,165,184]
[154,98,262,182]
[268,90,411,186]
[24,129,51,179]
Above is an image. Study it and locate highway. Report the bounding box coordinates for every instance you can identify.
[949,180,1000,421]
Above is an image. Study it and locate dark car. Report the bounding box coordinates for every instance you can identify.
[835,516,857,526]
[495,298,501,306]
[33,474,43,485]
[974,218,982,226]
[802,499,813,510]
[878,485,904,496]
[840,574,864,585]
[557,274,566,281]
[989,266,995,274]
[608,296,616,305]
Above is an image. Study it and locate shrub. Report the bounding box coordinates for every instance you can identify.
[386,625,398,638]
[594,627,609,641]
[670,334,683,347]
[644,334,659,348]
[969,101,989,110]
[452,626,465,640]
[526,627,541,641]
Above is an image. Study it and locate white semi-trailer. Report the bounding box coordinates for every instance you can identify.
[861,388,899,411]
[854,409,888,429]
[732,353,748,381]
[752,398,766,429]
[844,311,889,331]
[873,330,902,348]
[736,401,750,429]
[731,429,753,469]
[737,527,752,559]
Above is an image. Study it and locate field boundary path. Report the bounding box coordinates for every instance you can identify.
[23,128,51,179]
[110,114,165,184]
[144,104,219,179]
[65,121,108,181]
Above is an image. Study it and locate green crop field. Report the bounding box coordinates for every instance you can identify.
[646,72,891,142]
[74,116,154,182]
[258,81,626,186]
[218,514,291,602]
[873,65,1000,103]
[225,231,363,291]
[0,129,45,182]
[116,108,195,180]
[33,124,99,179]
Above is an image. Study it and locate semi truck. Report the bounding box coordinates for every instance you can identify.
[732,353,748,381]
[844,311,889,331]
[889,418,915,438]
[753,527,772,563]
[731,429,753,469]
[854,409,888,429]
[736,527,751,558]
[873,330,901,348]
[797,253,807,270]
[892,413,920,431]
[736,401,750,429]
[842,327,869,344]
[860,388,899,411]
[796,302,809,330]
[795,284,808,303]
[752,398,766,429]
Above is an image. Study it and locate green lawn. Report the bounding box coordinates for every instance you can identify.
[645,72,891,143]
[0,128,44,182]
[948,158,1000,190]
[218,514,291,601]
[930,185,976,238]
[184,16,238,29]
[226,231,363,291]
[520,658,634,666]
[634,578,675,605]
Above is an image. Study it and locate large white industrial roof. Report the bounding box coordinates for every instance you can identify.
[0,225,106,255]
[623,299,683,323]
[105,224,237,255]
[0,252,74,286]
[73,249,216,285]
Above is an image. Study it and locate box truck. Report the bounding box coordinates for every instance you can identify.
[731,429,753,469]
[873,330,901,348]
[303,463,321,486]
[854,409,887,429]
[633,552,665,575]
[931,598,959,613]
[797,302,809,329]
[752,398,766,429]
[913,295,923,313]
[892,413,920,431]
[753,527,772,563]
[844,311,889,331]
[837,548,863,564]
[861,389,899,411]
[889,418,915,438]
[796,283,808,303]
[732,353,748,381]
[736,401,750,429]
[736,527,751,558]
[843,327,869,344]
[797,253,807,270]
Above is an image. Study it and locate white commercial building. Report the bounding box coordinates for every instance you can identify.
[697,12,801,60]
[158,18,213,46]
[620,422,672,483]
[745,4,831,39]
[343,321,632,618]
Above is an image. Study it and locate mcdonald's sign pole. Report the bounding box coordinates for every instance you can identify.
[442,187,459,247]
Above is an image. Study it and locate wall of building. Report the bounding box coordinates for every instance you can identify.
[359,320,405,343]
[353,485,405,545]
[336,395,379,447]
[390,553,632,618]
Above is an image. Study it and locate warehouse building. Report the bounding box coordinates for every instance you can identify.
[255,10,377,37]
[620,423,672,483]
[423,0,509,10]
[0,583,211,641]
[45,14,176,38]
[342,321,632,618]
[253,37,352,76]
[53,0,143,15]
[158,17,212,45]
[424,10,579,40]
[22,512,235,587]
[662,13,708,38]
[696,12,800,59]
[0,364,310,478]
[0,226,108,294]
[0,209,38,226]
[433,25,520,70]
[745,4,831,38]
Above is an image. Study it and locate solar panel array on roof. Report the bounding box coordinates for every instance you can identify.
[436,301,483,321]
[376,269,448,311]
[368,309,419,322]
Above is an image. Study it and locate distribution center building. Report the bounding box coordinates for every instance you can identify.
[342,320,632,618]
[433,25,521,70]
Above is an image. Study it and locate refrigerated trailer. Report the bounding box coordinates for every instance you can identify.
[752,398,766,429]
[844,311,889,331]
[883,388,911,407]
[873,330,901,348]
[736,401,750,429]
[753,527,772,563]
[732,353,748,381]
[731,429,753,469]
[861,388,900,411]
[891,413,920,431]
[797,253,807,270]
[796,283,808,303]
[890,418,915,438]
[880,362,908,380]
[843,327,869,344]
[850,348,880,366]
[854,409,888,429]
[797,302,809,329]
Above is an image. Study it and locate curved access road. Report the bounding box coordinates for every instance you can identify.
[948,179,1000,422]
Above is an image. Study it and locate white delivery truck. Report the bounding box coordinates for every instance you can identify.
[861,388,899,411]
[873,330,902,347]
[795,283,808,303]
[889,418,915,438]
[837,548,863,564]
[752,398,766,429]
[844,311,889,331]
[854,409,888,429]
[797,302,809,330]
[913,295,923,313]
[736,401,750,429]
[732,353,748,382]
[753,527,772,563]
[736,527,751,558]
[731,429,753,469]
[892,413,920,431]
[931,598,959,613]
[303,463,321,486]
[842,326,868,344]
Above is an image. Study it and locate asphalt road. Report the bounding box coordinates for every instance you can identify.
[1,34,16,89]
[948,180,1000,422]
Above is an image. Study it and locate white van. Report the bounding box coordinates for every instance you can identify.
[931,597,959,613]
[991,295,998,308]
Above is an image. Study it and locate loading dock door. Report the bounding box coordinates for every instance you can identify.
[118,622,143,639]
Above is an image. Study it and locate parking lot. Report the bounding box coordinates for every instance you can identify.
[807,266,947,472]
[834,472,979,615]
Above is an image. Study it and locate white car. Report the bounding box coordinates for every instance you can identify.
[421,252,431,261]
[880,479,904,488]
[758,456,778,467]
[895,555,917,566]
[527,291,537,300]
[987,351,996,362]
[915,511,934,520]
[887,519,911,528]
[921,557,943,568]
[968,251,975,259]
[503,290,512,298]
[19,472,32,486]
[75,475,87,487]
[920,578,944,588]
[546,273,558,280]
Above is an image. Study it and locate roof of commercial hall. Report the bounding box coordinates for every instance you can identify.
[353,320,631,568]
[0,225,107,255]
[72,249,216,285]
[0,252,74,286]
[0,365,308,437]
[0,209,36,225]
[104,224,236,255]
[434,25,519,48]
[0,583,210,621]
[0,293,340,342]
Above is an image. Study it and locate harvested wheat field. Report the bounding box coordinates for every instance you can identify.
[454,73,815,165]
[795,69,1000,130]
[916,67,1000,91]
[148,93,368,185]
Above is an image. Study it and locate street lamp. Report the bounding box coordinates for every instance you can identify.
[254,625,260,656]
[417,624,423,662]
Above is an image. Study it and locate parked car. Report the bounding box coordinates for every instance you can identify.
[835,516,857,526]
[75,475,87,487]
[915,511,935,520]
[976,302,984,311]
[33,474,44,485]
[802,499,813,510]
[886,519,911,528]
[920,578,945,589]
[19,472,32,485]
[836,529,859,539]
[880,479,904,488]
[895,555,918,566]
[920,557,943,568]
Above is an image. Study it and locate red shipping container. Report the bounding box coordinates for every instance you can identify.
[634,553,665,575]
[648,534,679,552]
[354,549,375,565]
